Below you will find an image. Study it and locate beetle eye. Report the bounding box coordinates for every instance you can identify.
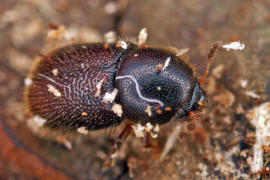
[195,92,207,110]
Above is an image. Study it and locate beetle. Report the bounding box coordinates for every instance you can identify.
[24,28,222,161]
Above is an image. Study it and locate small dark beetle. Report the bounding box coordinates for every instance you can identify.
[25,28,237,159]
[25,41,208,131]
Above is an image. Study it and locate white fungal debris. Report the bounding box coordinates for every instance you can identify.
[112,103,123,117]
[52,69,58,76]
[47,84,61,97]
[103,88,118,103]
[116,75,164,107]
[175,48,189,56]
[56,136,73,150]
[132,123,160,138]
[151,124,160,138]
[132,123,145,137]
[104,2,117,15]
[245,91,260,99]
[160,125,181,161]
[145,105,152,117]
[138,27,148,46]
[24,78,32,86]
[196,163,209,177]
[221,41,245,51]
[32,115,47,127]
[162,57,171,71]
[120,40,128,49]
[95,78,105,97]
[104,31,117,43]
[111,152,118,158]
[239,79,248,88]
[77,127,88,135]
[246,102,270,173]
[81,45,88,49]
[145,122,154,133]
[47,25,66,39]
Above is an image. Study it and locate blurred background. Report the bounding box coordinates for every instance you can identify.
[0,0,270,179]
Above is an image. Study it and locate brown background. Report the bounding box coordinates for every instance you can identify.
[0,0,270,179]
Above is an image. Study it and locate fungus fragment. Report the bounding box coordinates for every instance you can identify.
[112,103,123,117]
[221,41,245,51]
[103,88,118,103]
[77,127,88,135]
[47,25,66,39]
[160,125,181,160]
[32,115,47,127]
[145,105,152,117]
[104,2,117,15]
[175,48,189,56]
[132,123,145,137]
[145,122,153,133]
[246,102,270,173]
[239,79,248,88]
[245,91,260,99]
[95,78,105,97]
[47,84,61,97]
[104,31,116,43]
[24,78,32,86]
[52,69,58,76]
[151,124,160,138]
[120,40,128,49]
[138,28,148,46]
[162,57,171,71]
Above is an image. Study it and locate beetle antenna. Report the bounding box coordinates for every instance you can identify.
[198,42,221,84]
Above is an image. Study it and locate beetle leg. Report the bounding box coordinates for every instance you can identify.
[113,123,133,151]
[141,132,151,148]
[104,123,133,167]
[187,110,203,131]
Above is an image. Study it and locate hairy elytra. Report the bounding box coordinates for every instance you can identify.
[25,42,207,131]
